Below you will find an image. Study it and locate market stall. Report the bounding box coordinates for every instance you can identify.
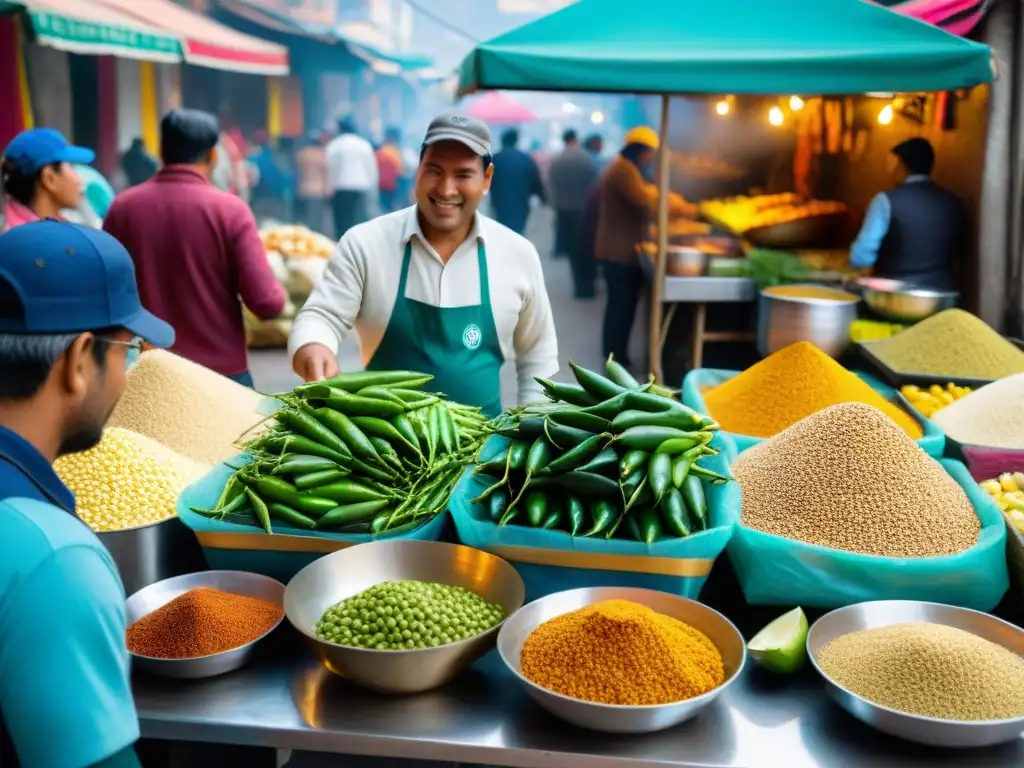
[456,0,993,383]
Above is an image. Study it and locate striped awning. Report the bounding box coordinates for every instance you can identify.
[874,0,993,37]
[95,0,288,75]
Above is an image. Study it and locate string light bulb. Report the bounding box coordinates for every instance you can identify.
[715,99,730,116]
[768,106,784,127]
[789,96,804,111]
[878,104,894,125]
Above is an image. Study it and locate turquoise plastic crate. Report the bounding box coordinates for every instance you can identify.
[177,456,446,583]
[681,367,945,456]
[447,434,739,603]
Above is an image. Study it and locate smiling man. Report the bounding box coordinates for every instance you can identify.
[288,113,558,416]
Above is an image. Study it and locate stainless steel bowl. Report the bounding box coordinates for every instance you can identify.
[99,515,206,596]
[125,570,285,679]
[856,278,958,323]
[666,246,707,277]
[497,586,746,734]
[807,600,1024,747]
[284,540,525,694]
[756,284,860,358]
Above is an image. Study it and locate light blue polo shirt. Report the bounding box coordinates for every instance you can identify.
[0,496,140,768]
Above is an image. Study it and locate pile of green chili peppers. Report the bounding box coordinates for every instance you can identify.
[192,370,488,536]
[472,356,732,543]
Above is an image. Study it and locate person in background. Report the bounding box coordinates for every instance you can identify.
[399,141,419,207]
[289,112,557,419]
[326,116,378,238]
[849,137,966,291]
[489,128,546,235]
[67,164,115,228]
[296,131,330,233]
[584,134,606,169]
[596,126,695,369]
[547,129,600,298]
[249,130,292,223]
[376,126,404,214]
[0,128,89,232]
[103,109,285,386]
[0,221,174,768]
[578,178,604,300]
[120,138,157,188]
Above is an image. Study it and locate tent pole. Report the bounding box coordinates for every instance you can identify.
[648,93,671,385]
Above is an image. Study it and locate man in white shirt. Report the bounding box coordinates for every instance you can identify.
[289,113,559,416]
[325,117,377,238]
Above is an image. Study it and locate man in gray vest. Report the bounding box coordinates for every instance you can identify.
[849,137,966,291]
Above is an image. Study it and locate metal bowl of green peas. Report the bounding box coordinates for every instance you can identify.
[284,539,525,694]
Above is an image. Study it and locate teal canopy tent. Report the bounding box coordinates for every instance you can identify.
[456,0,995,382]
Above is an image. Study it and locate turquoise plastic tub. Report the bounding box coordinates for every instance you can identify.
[727,457,1008,610]
[177,457,446,583]
[681,367,945,456]
[447,434,739,603]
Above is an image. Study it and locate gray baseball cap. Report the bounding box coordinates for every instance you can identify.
[423,113,492,156]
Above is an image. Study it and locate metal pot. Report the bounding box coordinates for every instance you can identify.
[98,516,206,596]
[757,284,860,359]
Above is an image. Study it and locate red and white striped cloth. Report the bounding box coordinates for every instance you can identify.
[874,0,993,37]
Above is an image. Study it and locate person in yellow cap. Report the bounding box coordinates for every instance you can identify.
[594,126,695,369]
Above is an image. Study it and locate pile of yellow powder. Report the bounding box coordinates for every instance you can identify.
[704,341,922,439]
[519,599,725,706]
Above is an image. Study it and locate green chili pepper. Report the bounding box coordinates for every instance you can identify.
[475,455,511,476]
[266,502,316,530]
[314,408,382,464]
[488,488,510,522]
[391,413,422,453]
[622,390,687,414]
[533,470,620,497]
[373,518,428,538]
[648,453,673,503]
[604,353,642,389]
[626,514,644,542]
[427,405,442,462]
[254,435,351,464]
[508,440,530,471]
[294,468,349,490]
[191,490,249,519]
[615,426,704,453]
[621,471,644,506]
[272,455,342,475]
[367,437,403,472]
[543,419,594,450]
[300,479,388,505]
[380,375,433,390]
[541,433,609,475]
[356,386,409,408]
[660,488,692,537]
[317,499,390,528]
[525,491,548,527]
[579,389,635,419]
[638,507,662,544]
[255,477,335,516]
[438,406,457,454]
[497,415,546,441]
[620,449,649,480]
[244,488,273,534]
[502,437,553,523]
[310,370,431,392]
[566,496,586,536]
[691,464,733,485]
[540,505,564,530]
[535,377,599,407]
[275,409,351,456]
[671,454,695,488]
[611,408,706,433]
[389,387,438,404]
[215,473,244,510]
[302,385,406,419]
[568,360,628,400]
[584,499,617,536]
[547,410,611,434]
[683,474,708,529]
[350,456,397,482]
[575,447,620,475]
[647,383,679,400]
[351,416,420,456]
[656,434,712,455]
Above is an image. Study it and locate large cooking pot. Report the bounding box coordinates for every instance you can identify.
[757,284,860,359]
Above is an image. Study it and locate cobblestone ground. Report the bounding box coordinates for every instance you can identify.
[248,205,647,402]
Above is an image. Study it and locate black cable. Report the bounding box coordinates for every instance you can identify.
[399,0,481,43]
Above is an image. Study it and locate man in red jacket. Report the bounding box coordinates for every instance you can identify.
[103,109,285,386]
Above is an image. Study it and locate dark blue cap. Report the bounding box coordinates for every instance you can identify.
[0,221,174,347]
[3,128,95,175]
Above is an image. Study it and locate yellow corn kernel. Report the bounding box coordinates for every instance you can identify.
[999,473,1019,493]
[928,384,944,397]
[938,392,955,405]
[902,385,920,397]
[980,479,1003,496]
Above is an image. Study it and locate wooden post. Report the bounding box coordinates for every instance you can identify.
[648,93,672,384]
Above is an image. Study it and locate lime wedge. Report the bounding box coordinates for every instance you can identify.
[747,607,809,674]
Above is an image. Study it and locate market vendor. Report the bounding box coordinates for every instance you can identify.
[289,112,558,417]
[849,137,966,291]
[595,126,696,368]
[1,128,92,232]
[0,221,174,768]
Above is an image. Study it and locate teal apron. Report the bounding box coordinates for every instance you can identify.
[366,241,505,418]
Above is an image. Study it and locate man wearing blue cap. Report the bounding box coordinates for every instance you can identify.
[0,221,174,768]
[1,128,94,231]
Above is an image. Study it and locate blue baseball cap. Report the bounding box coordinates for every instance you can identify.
[3,128,95,175]
[0,221,174,347]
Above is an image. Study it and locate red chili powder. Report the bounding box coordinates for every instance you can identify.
[127,587,282,659]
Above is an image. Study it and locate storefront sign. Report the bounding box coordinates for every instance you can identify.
[29,10,181,62]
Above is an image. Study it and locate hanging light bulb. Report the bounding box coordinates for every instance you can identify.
[715,99,730,116]
[878,104,894,125]
[789,96,804,111]
[768,106,784,127]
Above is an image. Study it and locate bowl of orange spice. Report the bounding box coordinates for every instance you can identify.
[497,587,745,733]
[125,570,285,679]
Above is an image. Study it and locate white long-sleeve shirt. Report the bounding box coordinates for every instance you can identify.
[325,133,378,192]
[288,206,559,405]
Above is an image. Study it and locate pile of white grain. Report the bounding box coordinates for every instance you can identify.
[108,350,265,466]
[931,372,1024,449]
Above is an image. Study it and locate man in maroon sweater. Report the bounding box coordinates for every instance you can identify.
[104,109,285,386]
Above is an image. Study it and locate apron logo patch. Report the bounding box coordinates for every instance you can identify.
[462,324,482,350]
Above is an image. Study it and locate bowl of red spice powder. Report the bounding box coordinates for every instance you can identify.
[125,570,286,678]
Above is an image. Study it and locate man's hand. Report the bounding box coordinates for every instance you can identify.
[292,343,340,382]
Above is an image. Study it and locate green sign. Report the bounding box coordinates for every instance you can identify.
[28,10,182,61]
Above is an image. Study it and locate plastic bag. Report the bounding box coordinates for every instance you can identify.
[682,367,945,456]
[178,456,446,583]
[727,458,1008,610]
[447,435,739,603]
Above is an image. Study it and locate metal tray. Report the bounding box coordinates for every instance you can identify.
[856,338,1024,390]
[744,212,849,249]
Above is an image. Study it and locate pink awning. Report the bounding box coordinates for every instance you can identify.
[94,0,288,75]
[465,92,536,124]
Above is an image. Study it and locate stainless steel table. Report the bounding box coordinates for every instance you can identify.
[134,638,1024,768]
